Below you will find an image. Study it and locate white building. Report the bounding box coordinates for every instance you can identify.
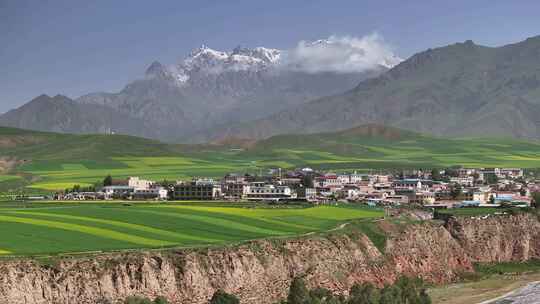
[244,183,292,201]
[337,172,366,184]
[103,186,134,199]
[128,177,154,190]
[315,174,341,188]
[450,176,474,187]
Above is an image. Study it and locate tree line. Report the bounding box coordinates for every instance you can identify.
[117,275,431,304]
[208,275,431,304]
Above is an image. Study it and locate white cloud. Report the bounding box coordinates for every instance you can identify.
[282,33,401,73]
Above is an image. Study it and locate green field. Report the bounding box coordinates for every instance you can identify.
[0,202,382,255]
[2,125,540,191]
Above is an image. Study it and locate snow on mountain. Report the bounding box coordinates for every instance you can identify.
[151,36,401,84]
[72,35,397,142]
[164,45,282,84]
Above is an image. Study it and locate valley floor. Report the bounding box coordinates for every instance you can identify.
[430,272,540,304]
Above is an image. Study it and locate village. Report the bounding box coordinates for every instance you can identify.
[54,167,538,209]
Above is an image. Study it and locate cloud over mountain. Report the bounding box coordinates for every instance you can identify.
[282,34,402,73]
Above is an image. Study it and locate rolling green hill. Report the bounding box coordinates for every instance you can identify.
[0,203,382,255]
[1,125,540,191]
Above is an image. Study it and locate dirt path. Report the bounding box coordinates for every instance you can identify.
[478,281,540,304]
[429,273,540,304]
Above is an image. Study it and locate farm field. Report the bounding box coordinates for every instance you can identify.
[3,125,540,191]
[0,202,383,255]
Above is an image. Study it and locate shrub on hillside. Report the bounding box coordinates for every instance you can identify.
[123,296,169,304]
[209,290,240,304]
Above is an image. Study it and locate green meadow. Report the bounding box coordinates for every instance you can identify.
[0,203,382,255]
[2,125,540,191]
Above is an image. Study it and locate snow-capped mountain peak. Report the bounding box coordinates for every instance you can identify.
[188,45,228,61]
[151,37,401,84]
[168,45,282,84]
[232,46,281,64]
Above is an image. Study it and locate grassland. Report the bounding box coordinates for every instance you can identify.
[0,202,382,255]
[2,125,540,191]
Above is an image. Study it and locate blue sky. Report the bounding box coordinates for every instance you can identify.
[1,0,540,112]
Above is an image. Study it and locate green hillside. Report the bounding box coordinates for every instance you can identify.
[1,125,540,191]
[0,203,382,255]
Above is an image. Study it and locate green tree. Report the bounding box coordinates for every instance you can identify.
[287,277,311,304]
[103,174,113,187]
[532,192,540,209]
[418,289,432,304]
[309,287,333,301]
[153,296,169,304]
[209,290,239,304]
[445,168,459,177]
[348,282,379,304]
[450,184,462,200]
[302,175,314,188]
[395,276,426,304]
[124,296,152,304]
[309,287,343,304]
[485,173,498,185]
[72,184,81,193]
[379,284,402,304]
[430,169,442,181]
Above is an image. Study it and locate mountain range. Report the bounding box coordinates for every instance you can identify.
[202,37,540,140]
[0,39,394,142]
[2,36,540,142]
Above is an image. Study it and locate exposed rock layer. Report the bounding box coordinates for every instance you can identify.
[0,213,539,304]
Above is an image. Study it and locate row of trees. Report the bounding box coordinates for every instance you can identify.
[532,192,540,209]
[206,276,431,304]
[114,295,168,304]
[284,276,431,304]
[64,184,96,194]
[119,292,239,304]
[63,174,114,194]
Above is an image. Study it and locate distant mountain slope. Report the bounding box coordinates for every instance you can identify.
[0,124,179,162]
[207,36,540,140]
[76,44,390,142]
[2,39,395,142]
[0,94,159,139]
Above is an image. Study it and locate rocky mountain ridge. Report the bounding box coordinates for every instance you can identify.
[0,213,538,304]
[203,36,540,141]
[0,38,396,142]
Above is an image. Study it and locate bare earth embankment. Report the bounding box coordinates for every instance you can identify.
[0,211,539,304]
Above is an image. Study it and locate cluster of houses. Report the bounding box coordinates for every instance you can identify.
[56,167,538,208]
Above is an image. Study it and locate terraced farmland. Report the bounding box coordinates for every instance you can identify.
[3,125,540,191]
[0,203,383,255]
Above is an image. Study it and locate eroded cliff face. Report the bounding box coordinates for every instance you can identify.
[0,213,538,304]
[445,213,540,263]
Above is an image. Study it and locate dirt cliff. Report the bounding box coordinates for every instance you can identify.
[0,213,538,304]
[445,212,540,263]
